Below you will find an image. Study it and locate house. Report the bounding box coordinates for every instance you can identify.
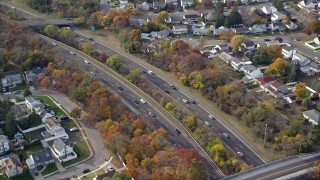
[303,109,320,125]
[44,118,67,138]
[172,25,188,35]
[153,1,166,11]
[25,96,42,111]
[212,26,230,36]
[292,53,310,66]
[231,59,252,71]
[181,0,193,7]
[0,155,23,178]
[166,14,182,24]
[286,22,298,30]
[136,2,150,11]
[314,37,320,45]
[165,0,178,5]
[25,67,44,85]
[282,45,296,58]
[239,40,255,54]
[183,14,199,24]
[201,12,214,21]
[0,135,10,154]
[150,30,170,39]
[266,81,291,98]
[26,149,54,169]
[119,0,128,9]
[1,74,22,90]
[261,5,277,15]
[271,11,286,21]
[283,95,296,104]
[218,52,234,63]
[255,76,277,91]
[298,0,318,11]
[309,62,320,74]
[35,106,54,123]
[241,65,263,79]
[129,17,142,27]
[51,138,77,162]
[193,26,209,36]
[232,26,250,34]
[249,24,267,34]
[270,22,287,31]
[140,33,154,42]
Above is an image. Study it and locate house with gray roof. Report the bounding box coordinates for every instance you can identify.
[25,67,44,85]
[241,65,263,79]
[25,96,42,111]
[292,53,310,67]
[309,62,320,74]
[1,74,22,91]
[0,135,10,154]
[270,22,287,31]
[298,0,319,11]
[249,24,267,34]
[166,14,182,24]
[0,155,23,178]
[26,149,54,169]
[51,138,77,162]
[150,30,170,39]
[181,0,193,7]
[282,45,296,58]
[303,109,320,125]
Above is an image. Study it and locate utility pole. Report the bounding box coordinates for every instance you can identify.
[263,124,268,148]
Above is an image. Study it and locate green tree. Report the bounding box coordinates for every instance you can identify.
[70,107,82,119]
[74,15,86,26]
[24,89,32,97]
[112,172,131,180]
[58,27,75,43]
[229,7,243,26]
[273,0,283,10]
[106,55,124,71]
[28,112,42,126]
[165,102,174,111]
[5,111,16,136]
[44,25,59,38]
[126,68,142,84]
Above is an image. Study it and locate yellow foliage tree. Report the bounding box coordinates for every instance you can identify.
[265,58,289,77]
[295,82,307,99]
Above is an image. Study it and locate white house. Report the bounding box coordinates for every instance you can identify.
[136,2,150,11]
[282,45,296,58]
[201,12,214,21]
[165,0,178,5]
[150,30,170,39]
[0,155,23,178]
[181,0,193,7]
[249,24,267,34]
[241,65,263,79]
[26,149,54,169]
[303,109,320,125]
[1,74,22,90]
[255,76,278,91]
[270,22,287,31]
[43,118,68,141]
[266,81,291,98]
[51,138,77,163]
[286,22,298,30]
[298,0,318,11]
[261,5,277,15]
[193,26,209,36]
[172,25,188,35]
[271,11,286,21]
[239,40,255,54]
[310,62,320,74]
[25,96,42,111]
[0,135,10,154]
[292,53,310,66]
[166,14,182,24]
[212,26,230,36]
[231,59,252,71]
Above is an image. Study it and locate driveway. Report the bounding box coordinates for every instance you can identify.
[31,88,111,179]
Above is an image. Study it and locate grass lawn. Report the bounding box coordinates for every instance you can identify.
[61,120,77,129]
[16,97,25,102]
[64,141,90,167]
[37,95,66,116]
[41,163,58,176]
[81,172,97,180]
[25,145,44,156]
[10,82,27,92]
[10,172,33,180]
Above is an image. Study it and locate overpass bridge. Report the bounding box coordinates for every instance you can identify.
[224,152,320,180]
[19,18,76,27]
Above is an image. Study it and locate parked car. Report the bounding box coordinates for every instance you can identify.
[223,133,229,138]
[147,70,153,75]
[84,60,90,64]
[70,127,79,132]
[70,51,75,55]
[83,169,90,174]
[140,99,146,104]
[134,100,140,105]
[182,99,188,104]
[237,152,243,157]
[60,115,69,121]
[107,166,114,172]
[52,42,57,46]
[205,121,209,126]
[33,170,38,176]
[208,114,214,119]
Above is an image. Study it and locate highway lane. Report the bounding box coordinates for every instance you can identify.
[42,37,223,178]
[74,31,265,167]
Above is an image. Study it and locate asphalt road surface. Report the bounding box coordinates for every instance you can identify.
[74,31,266,167]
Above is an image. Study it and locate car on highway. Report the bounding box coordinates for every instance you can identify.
[208,114,214,119]
[70,127,79,132]
[183,99,188,104]
[134,100,140,105]
[140,99,146,104]
[170,85,176,90]
[83,169,90,174]
[118,86,123,91]
[237,152,244,157]
[80,38,84,42]
[147,70,153,75]
[52,42,57,46]
[148,112,155,117]
[176,129,181,135]
[70,51,75,55]
[107,166,114,172]
[88,38,94,41]
[205,121,209,126]
[84,60,90,64]
[223,133,229,138]
[164,90,170,93]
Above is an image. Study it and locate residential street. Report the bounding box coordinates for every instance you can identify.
[31,89,111,179]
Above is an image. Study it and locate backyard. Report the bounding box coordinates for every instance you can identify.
[25,144,44,156]
[63,140,91,167]
[37,95,66,116]
[41,163,58,176]
[10,81,27,92]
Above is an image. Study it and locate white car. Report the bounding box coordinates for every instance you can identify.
[183,99,188,104]
[205,121,209,126]
[237,152,244,157]
[52,43,57,46]
[223,133,229,138]
[140,99,146,104]
[84,60,90,64]
[208,114,214,119]
[107,166,114,172]
[70,51,75,55]
[70,127,79,132]
[148,112,155,117]
[147,70,153,75]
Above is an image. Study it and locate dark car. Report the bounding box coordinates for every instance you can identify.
[118,87,123,91]
[33,170,39,176]
[60,115,69,121]
[83,169,90,174]
[88,38,94,41]
[171,85,176,90]
[176,129,181,135]
[134,100,140,105]
[164,90,170,93]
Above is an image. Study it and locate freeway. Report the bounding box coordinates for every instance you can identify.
[38,34,224,178]
[225,152,320,180]
[74,31,266,167]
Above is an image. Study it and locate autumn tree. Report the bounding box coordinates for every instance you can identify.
[126,68,142,84]
[106,55,124,71]
[266,58,289,77]
[44,25,59,38]
[295,82,307,99]
[302,26,312,36]
[40,76,51,88]
[252,45,282,65]
[219,31,235,41]
[309,20,320,37]
[183,116,198,132]
[230,35,246,52]
[177,53,207,76]
[155,11,169,24]
[113,172,131,180]
[70,107,82,119]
